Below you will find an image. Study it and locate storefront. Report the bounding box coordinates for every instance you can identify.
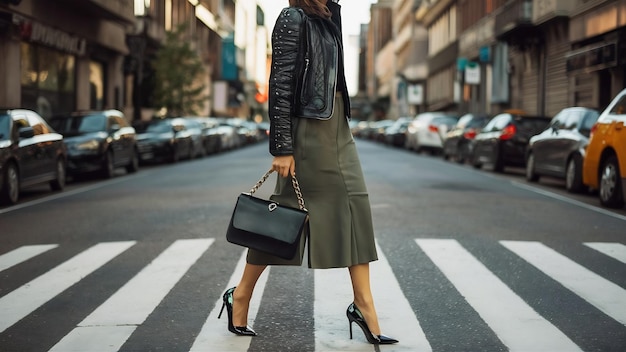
[18,20,84,117]
[567,0,626,110]
[0,0,131,119]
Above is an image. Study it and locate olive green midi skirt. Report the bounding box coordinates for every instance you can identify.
[247,94,378,269]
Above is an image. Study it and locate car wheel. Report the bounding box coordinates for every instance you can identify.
[0,162,19,205]
[126,148,139,173]
[525,153,539,182]
[599,155,624,208]
[101,150,115,179]
[50,157,66,191]
[565,154,583,193]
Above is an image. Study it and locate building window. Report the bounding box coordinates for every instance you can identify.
[90,61,106,110]
[20,43,75,118]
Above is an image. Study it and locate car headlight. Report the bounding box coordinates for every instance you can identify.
[75,140,100,151]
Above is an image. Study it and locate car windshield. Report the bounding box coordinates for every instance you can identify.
[516,117,550,133]
[50,114,107,135]
[579,110,600,137]
[433,116,459,127]
[146,120,173,133]
[455,114,474,129]
[0,114,10,140]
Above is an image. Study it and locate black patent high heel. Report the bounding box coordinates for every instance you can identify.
[346,302,398,344]
[218,287,257,336]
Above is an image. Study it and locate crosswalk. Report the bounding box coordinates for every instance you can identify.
[0,238,624,351]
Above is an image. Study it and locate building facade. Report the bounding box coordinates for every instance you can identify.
[394,0,429,117]
[0,0,269,122]
[419,0,459,112]
[0,0,134,119]
[367,0,394,120]
[360,0,626,120]
[566,0,626,111]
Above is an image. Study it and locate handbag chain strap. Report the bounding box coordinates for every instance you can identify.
[248,170,307,211]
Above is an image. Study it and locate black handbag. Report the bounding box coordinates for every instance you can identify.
[226,170,309,259]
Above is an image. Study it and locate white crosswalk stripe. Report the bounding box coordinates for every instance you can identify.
[417,239,583,352]
[0,241,136,333]
[50,239,214,352]
[190,249,271,352]
[315,242,432,352]
[501,240,626,325]
[584,242,626,264]
[0,238,623,351]
[0,244,58,272]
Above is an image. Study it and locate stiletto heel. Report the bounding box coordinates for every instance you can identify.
[219,287,257,336]
[349,320,353,339]
[346,303,398,345]
[218,301,225,319]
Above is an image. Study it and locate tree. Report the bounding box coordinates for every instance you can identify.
[152,24,206,116]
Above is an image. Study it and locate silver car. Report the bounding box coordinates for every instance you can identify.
[525,107,599,192]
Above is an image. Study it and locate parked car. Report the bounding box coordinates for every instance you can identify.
[525,107,599,192]
[405,112,458,153]
[471,112,550,172]
[179,118,207,158]
[134,118,195,163]
[193,117,223,154]
[49,110,138,178]
[443,113,490,163]
[583,88,626,208]
[0,109,66,205]
[214,118,242,150]
[371,119,395,143]
[227,119,262,145]
[384,118,412,147]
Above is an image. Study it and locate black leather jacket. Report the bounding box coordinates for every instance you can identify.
[269,3,350,156]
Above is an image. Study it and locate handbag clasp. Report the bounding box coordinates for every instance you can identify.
[268,203,278,212]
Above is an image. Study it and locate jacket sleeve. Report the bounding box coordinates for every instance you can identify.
[268,7,304,156]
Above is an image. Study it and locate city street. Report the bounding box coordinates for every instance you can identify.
[1,139,625,352]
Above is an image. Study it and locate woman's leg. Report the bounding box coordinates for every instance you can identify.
[232,263,267,326]
[348,263,381,335]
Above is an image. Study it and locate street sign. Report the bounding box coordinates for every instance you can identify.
[465,62,481,85]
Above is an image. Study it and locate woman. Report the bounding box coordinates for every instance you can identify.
[219,0,398,345]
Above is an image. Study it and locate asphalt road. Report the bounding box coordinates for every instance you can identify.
[1,139,625,352]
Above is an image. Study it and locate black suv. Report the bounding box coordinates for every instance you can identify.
[49,110,138,178]
[471,112,550,172]
[0,109,67,205]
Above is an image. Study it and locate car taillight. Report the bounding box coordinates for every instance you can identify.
[464,128,477,140]
[589,123,598,137]
[428,125,439,133]
[500,124,516,140]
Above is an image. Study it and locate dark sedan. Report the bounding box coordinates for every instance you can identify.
[134,118,195,163]
[526,107,599,192]
[471,112,550,172]
[49,110,139,178]
[443,113,490,163]
[193,117,223,154]
[0,109,66,205]
[384,118,412,147]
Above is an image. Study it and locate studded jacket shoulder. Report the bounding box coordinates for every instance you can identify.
[268,7,346,156]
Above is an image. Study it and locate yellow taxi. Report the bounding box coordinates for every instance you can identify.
[582,88,626,208]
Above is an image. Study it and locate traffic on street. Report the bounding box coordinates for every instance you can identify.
[1,139,624,352]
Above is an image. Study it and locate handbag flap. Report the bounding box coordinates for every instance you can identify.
[232,194,308,244]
